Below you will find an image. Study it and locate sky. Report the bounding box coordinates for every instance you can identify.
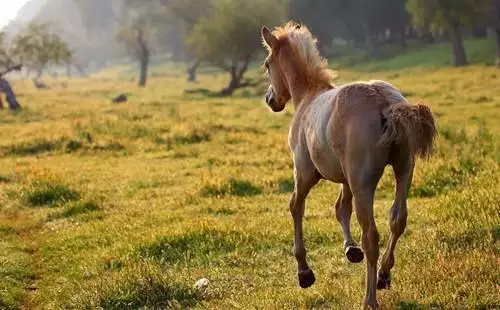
[0,0,30,28]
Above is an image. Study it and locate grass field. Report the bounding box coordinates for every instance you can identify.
[0,61,499,309]
[331,37,497,72]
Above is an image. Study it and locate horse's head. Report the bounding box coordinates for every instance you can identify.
[261,23,335,112]
[261,26,291,112]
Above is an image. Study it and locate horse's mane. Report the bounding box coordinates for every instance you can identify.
[271,22,335,89]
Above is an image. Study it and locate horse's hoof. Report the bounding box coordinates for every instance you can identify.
[377,272,391,290]
[345,245,364,263]
[297,268,316,288]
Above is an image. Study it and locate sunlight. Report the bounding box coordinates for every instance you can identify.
[0,0,30,28]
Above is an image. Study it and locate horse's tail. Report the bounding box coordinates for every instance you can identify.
[379,101,437,159]
[368,80,437,159]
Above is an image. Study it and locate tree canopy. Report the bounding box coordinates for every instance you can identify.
[1,23,72,77]
[186,0,285,94]
[406,0,490,30]
[11,23,72,76]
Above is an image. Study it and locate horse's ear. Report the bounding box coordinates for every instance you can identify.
[261,26,278,50]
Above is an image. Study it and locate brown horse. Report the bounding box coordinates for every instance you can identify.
[261,22,436,309]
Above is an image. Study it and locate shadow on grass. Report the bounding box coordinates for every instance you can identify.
[47,200,101,221]
[138,229,246,266]
[0,136,126,157]
[137,228,279,267]
[69,263,202,309]
[397,301,445,309]
[200,178,262,198]
[23,181,80,208]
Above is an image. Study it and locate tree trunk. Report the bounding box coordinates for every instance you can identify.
[187,60,201,82]
[220,67,240,96]
[493,1,500,67]
[0,78,21,110]
[399,28,407,49]
[423,31,435,44]
[74,64,87,77]
[139,57,148,87]
[495,28,500,67]
[363,24,379,57]
[136,28,149,87]
[471,25,487,38]
[420,22,435,44]
[449,22,467,67]
[219,56,250,96]
[66,62,72,77]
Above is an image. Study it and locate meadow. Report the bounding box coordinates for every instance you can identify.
[1,52,499,309]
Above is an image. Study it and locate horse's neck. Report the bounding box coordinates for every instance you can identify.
[288,79,309,109]
[287,73,334,110]
[281,59,334,109]
[295,87,335,112]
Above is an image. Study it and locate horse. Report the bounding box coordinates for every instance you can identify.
[260,22,436,309]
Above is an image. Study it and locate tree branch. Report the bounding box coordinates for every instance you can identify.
[237,54,251,79]
[0,64,22,77]
[212,60,231,72]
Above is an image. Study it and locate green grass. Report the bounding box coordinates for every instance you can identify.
[23,181,80,208]
[332,37,496,72]
[0,59,499,309]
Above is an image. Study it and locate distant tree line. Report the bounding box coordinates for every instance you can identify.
[11,0,500,94]
[108,0,285,93]
[290,0,500,67]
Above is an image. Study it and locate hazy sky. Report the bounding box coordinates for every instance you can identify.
[0,0,30,28]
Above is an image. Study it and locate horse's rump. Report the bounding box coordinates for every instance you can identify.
[333,81,436,160]
[368,81,436,159]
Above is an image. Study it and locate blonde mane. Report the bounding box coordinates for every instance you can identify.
[272,22,334,89]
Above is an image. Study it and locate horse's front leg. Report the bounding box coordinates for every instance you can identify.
[290,171,319,288]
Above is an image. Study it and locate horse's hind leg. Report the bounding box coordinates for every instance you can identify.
[377,151,414,290]
[290,169,320,288]
[335,183,363,263]
[352,187,379,309]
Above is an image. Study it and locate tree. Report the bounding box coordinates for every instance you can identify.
[118,26,151,87]
[187,0,285,95]
[130,0,213,82]
[0,32,22,110]
[162,0,212,82]
[11,23,73,78]
[119,1,175,87]
[407,0,489,67]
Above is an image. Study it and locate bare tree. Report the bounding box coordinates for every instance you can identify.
[118,26,150,87]
[117,2,171,87]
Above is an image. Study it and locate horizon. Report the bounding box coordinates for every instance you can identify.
[0,0,30,28]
